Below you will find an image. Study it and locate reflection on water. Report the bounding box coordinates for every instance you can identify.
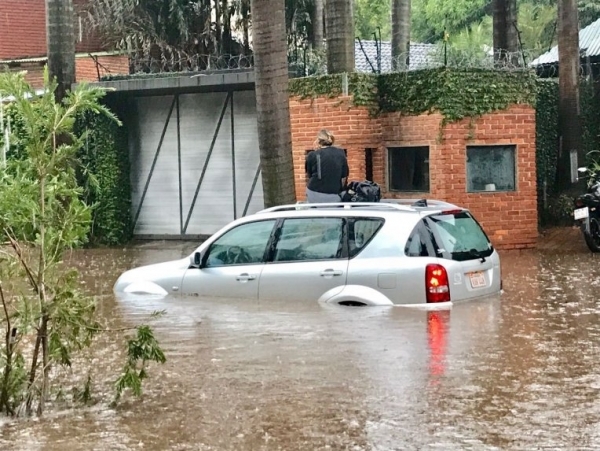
[2,244,600,449]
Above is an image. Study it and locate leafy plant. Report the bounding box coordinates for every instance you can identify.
[0,71,165,416]
[114,325,166,403]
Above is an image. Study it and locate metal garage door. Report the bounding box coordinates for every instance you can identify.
[129,90,264,237]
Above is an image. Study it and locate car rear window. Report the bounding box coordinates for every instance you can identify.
[425,211,493,261]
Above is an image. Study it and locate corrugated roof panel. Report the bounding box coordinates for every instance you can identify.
[531,17,600,66]
[354,40,439,73]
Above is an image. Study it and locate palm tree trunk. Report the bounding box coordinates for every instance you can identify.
[45,0,76,102]
[251,0,296,207]
[493,0,518,65]
[392,0,411,71]
[214,0,222,54]
[241,0,251,55]
[556,0,582,190]
[313,0,324,50]
[325,0,354,74]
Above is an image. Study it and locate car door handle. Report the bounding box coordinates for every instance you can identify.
[236,273,257,282]
[320,269,343,277]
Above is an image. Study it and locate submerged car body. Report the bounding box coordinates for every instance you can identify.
[114,200,502,307]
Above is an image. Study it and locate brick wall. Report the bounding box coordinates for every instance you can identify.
[5,55,129,88]
[290,96,538,250]
[0,0,105,60]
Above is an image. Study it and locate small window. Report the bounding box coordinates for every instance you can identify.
[467,145,516,192]
[205,220,276,267]
[349,218,384,257]
[388,146,430,192]
[273,218,344,262]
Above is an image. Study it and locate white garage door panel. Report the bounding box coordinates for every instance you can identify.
[232,90,262,217]
[130,90,264,237]
[131,96,180,235]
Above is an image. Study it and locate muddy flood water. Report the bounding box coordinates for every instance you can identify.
[2,238,600,450]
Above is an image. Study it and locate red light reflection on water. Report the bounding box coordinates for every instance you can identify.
[427,310,450,379]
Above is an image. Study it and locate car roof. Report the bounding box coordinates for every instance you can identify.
[252,199,466,221]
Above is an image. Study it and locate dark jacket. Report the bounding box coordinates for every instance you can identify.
[305,146,349,194]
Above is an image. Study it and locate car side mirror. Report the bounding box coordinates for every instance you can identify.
[190,251,203,268]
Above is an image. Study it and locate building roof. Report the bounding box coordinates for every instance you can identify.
[531,17,600,66]
[355,40,439,73]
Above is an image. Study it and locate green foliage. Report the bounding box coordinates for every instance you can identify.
[1,94,132,246]
[114,325,166,403]
[290,68,538,125]
[76,112,133,246]
[355,0,391,41]
[378,68,537,123]
[536,79,600,226]
[0,72,164,417]
[517,3,557,58]
[0,71,113,416]
[535,79,559,198]
[411,0,489,42]
[581,80,600,160]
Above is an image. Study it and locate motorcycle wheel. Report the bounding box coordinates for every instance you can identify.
[583,218,600,253]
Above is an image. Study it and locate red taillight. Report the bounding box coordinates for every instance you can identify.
[426,264,450,303]
[575,199,585,207]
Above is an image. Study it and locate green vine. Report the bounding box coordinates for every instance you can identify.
[289,68,538,124]
[75,112,133,246]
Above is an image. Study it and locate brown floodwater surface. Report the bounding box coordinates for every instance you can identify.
[2,242,600,450]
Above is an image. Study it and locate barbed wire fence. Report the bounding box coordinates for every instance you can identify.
[92,42,600,80]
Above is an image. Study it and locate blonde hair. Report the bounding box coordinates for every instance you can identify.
[316,129,335,147]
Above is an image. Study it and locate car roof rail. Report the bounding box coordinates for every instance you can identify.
[257,199,462,214]
[257,202,414,214]
[381,198,462,209]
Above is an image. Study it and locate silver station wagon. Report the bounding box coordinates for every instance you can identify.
[114,200,502,307]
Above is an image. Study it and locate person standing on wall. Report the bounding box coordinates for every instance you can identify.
[305,129,349,203]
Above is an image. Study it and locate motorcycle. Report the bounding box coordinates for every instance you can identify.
[573,167,600,252]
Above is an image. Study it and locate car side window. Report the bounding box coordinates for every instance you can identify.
[205,220,276,267]
[405,221,437,257]
[273,218,344,262]
[349,218,384,258]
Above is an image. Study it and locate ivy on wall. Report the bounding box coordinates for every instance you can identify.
[75,112,133,246]
[535,79,561,225]
[1,107,132,245]
[533,78,600,226]
[288,68,538,123]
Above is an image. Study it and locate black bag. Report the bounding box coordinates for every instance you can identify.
[341,181,381,203]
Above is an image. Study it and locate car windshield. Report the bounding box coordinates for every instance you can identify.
[426,211,493,261]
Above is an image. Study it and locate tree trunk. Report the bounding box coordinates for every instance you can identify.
[241,0,251,55]
[556,0,582,190]
[313,0,324,50]
[250,0,296,207]
[45,0,76,102]
[325,0,354,74]
[493,0,518,65]
[215,0,222,54]
[391,0,411,71]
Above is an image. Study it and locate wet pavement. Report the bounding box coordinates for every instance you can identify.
[2,230,600,450]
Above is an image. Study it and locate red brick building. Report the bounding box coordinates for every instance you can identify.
[0,0,128,87]
[290,96,537,250]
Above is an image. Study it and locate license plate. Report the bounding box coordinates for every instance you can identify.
[574,207,589,220]
[469,271,487,289]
